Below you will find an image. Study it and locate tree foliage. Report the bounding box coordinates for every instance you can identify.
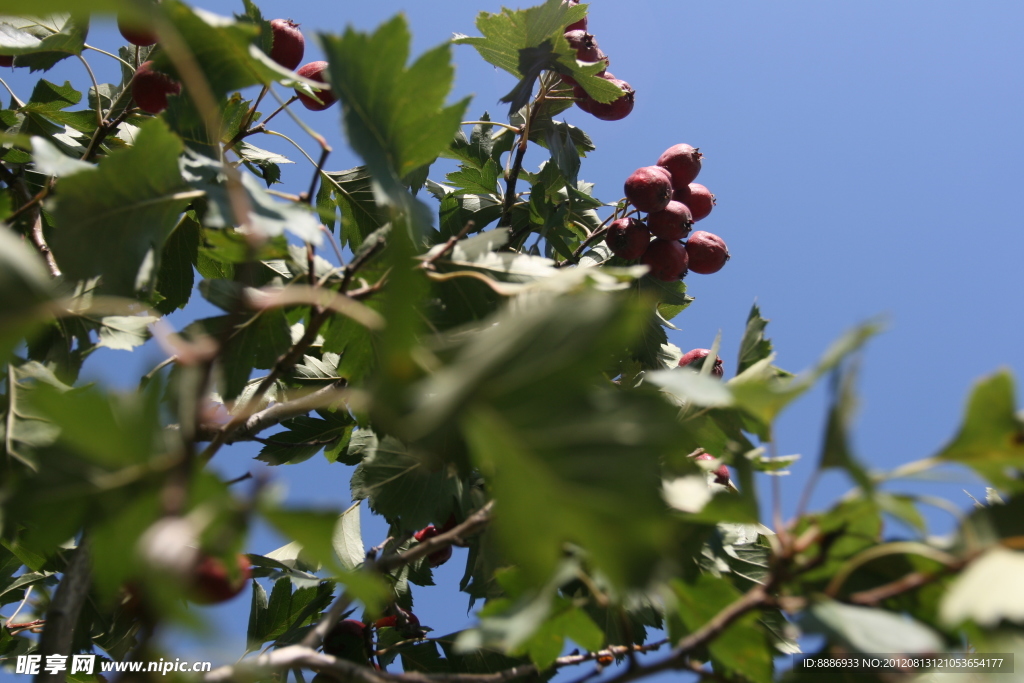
[1,1,1024,682]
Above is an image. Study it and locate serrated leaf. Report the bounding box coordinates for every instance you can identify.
[0,14,87,71]
[818,362,873,493]
[93,315,158,351]
[50,118,191,295]
[154,214,200,314]
[737,303,775,375]
[256,411,354,466]
[320,166,389,249]
[332,504,365,571]
[320,15,470,203]
[30,135,90,176]
[2,362,69,468]
[936,371,1024,492]
[349,430,462,535]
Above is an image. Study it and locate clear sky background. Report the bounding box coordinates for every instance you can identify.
[5,1,1024,681]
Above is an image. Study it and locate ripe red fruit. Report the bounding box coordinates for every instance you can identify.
[0,55,14,67]
[562,0,587,32]
[564,30,606,65]
[647,200,693,240]
[624,166,673,213]
[294,61,336,111]
[131,61,181,114]
[685,231,730,274]
[657,144,703,189]
[605,217,650,260]
[268,19,304,70]
[414,524,453,567]
[323,619,369,663]
[640,238,688,282]
[674,183,715,221]
[190,553,251,604]
[678,348,724,378]
[374,609,421,631]
[118,12,158,46]
[694,452,731,486]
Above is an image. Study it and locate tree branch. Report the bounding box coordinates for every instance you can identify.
[35,542,91,683]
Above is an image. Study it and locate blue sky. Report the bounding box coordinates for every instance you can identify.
[6,1,1024,680]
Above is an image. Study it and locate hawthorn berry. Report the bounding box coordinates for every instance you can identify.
[694,452,731,486]
[118,12,158,46]
[374,609,421,632]
[268,19,304,70]
[657,143,703,188]
[674,183,715,221]
[640,238,688,281]
[190,553,251,604]
[605,217,649,259]
[678,348,724,378]
[564,30,606,65]
[414,524,453,567]
[323,619,370,664]
[562,0,587,32]
[685,231,730,274]
[294,61,336,110]
[647,200,693,240]
[131,61,181,114]
[624,166,673,213]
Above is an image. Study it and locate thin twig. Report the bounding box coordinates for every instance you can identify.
[420,221,476,270]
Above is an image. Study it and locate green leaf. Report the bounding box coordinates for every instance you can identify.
[0,228,53,362]
[2,361,70,468]
[737,302,778,375]
[154,213,200,314]
[332,504,365,571]
[93,315,158,351]
[818,363,873,493]
[193,310,291,400]
[800,597,943,654]
[453,0,573,78]
[0,14,87,71]
[446,158,502,196]
[320,15,470,202]
[669,574,774,683]
[247,576,334,648]
[30,135,91,176]
[940,547,1024,628]
[349,430,463,535]
[255,411,354,466]
[50,118,191,295]
[320,167,389,249]
[936,371,1024,492]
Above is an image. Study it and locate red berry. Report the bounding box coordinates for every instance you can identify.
[323,620,369,663]
[624,166,673,213]
[294,61,336,111]
[564,30,606,65]
[647,200,693,240]
[605,217,649,260]
[694,452,730,485]
[131,61,181,114]
[374,609,420,631]
[190,553,251,604]
[413,524,452,567]
[685,231,730,274]
[269,19,304,70]
[674,183,715,221]
[0,55,14,67]
[640,238,688,282]
[657,143,703,188]
[562,0,587,32]
[118,12,158,46]
[678,349,724,378]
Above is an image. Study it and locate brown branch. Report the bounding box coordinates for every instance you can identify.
[35,542,91,683]
[420,221,476,271]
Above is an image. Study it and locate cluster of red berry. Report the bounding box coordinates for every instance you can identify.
[116,13,336,115]
[559,0,634,121]
[606,143,730,283]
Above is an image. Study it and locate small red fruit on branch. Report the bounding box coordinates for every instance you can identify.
[674,183,715,221]
[294,61,337,111]
[647,200,693,240]
[131,61,181,114]
[413,524,453,567]
[323,619,370,664]
[118,13,158,47]
[606,217,650,260]
[190,553,251,604]
[678,348,724,378]
[563,0,587,32]
[685,231,730,274]
[657,143,703,188]
[574,74,634,121]
[693,452,731,486]
[373,608,421,632]
[640,238,688,282]
[268,19,304,70]
[624,166,673,213]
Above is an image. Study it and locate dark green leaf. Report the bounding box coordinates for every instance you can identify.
[256,411,354,466]
[50,118,190,295]
[321,167,389,249]
[154,214,200,314]
[819,363,873,493]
